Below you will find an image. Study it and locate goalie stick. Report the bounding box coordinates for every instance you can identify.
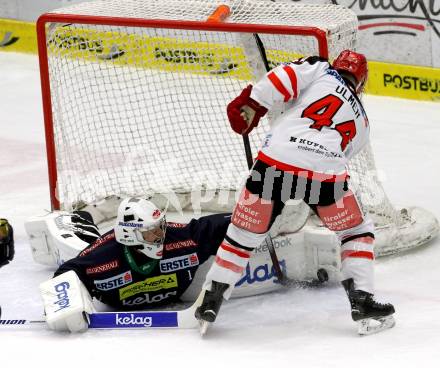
[0,291,205,331]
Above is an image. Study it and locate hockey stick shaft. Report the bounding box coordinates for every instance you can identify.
[0,292,205,330]
[0,310,196,330]
[253,33,270,71]
[242,135,254,170]
[0,312,187,329]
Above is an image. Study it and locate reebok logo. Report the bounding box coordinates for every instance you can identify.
[254,237,292,253]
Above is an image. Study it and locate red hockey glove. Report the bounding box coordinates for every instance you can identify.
[227,85,268,135]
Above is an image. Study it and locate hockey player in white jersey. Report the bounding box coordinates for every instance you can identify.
[195,50,395,335]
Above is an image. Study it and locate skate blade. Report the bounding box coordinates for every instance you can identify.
[357,315,396,336]
[199,320,211,336]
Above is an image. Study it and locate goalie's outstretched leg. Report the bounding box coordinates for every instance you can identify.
[342,278,395,336]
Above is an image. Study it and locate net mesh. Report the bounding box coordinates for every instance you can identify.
[41,0,403,227]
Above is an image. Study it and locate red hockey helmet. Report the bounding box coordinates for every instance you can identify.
[332,50,368,94]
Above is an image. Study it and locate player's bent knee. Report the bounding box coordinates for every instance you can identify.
[316,190,365,232]
[231,187,274,234]
[226,223,268,250]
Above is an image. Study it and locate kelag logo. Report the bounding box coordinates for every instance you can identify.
[121,290,177,307]
[53,281,70,312]
[235,259,287,287]
[384,74,440,93]
[115,314,152,327]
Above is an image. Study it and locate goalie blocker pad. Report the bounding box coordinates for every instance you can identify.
[40,270,95,332]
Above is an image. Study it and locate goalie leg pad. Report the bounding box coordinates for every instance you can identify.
[40,270,95,333]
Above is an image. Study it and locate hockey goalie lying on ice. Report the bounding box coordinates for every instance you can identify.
[26,197,326,326]
[27,194,393,335]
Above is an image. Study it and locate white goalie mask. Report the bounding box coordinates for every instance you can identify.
[114,198,167,259]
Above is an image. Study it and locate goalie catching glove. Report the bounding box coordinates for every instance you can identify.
[0,218,14,268]
[227,85,268,135]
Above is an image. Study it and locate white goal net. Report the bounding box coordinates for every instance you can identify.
[37,0,438,256]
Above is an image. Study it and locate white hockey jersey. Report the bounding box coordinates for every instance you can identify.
[250,57,370,180]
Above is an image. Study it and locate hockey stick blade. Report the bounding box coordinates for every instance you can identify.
[357,315,396,336]
[0,291,206,330]
[198,320,211,336]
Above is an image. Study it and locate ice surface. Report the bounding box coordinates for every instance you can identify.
[0,52,439,367]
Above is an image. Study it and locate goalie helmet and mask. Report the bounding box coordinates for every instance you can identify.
[114,198,167,259]
[332,50,368,95]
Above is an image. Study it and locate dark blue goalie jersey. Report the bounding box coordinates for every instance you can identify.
[54,214,231,310]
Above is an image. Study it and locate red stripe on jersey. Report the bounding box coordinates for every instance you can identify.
[268,72,291,102]
[283,66,298,99]
[215,256,245,274]
[257,151,348,182]
[220,243,251,258]
[341,250,374,261]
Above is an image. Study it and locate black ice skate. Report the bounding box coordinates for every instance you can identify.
[342,278,395,336]
[195,281,229,336]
